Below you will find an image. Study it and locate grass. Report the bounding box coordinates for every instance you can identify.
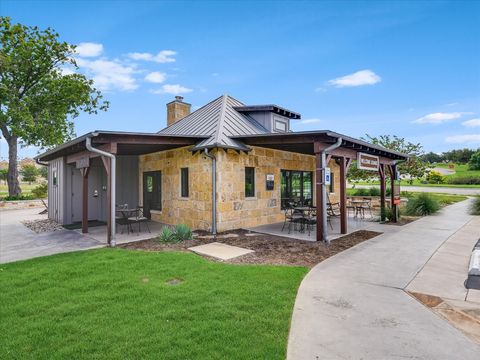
[0,183,38,197]
[0,249,308,359]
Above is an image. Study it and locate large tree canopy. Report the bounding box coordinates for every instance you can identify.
[0,17,108,196]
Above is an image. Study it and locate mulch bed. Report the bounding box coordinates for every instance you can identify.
[119,229,381,268]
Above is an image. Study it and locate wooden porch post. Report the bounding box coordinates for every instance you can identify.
[314,142,324,242]
[101,156,112,244]
[389,164,398,223]
[379,164,386,221]
[339,157,347,234]
[81,167,90,233]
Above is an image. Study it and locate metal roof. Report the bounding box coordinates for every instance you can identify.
[159,94,269,151]
[234,105,301,119]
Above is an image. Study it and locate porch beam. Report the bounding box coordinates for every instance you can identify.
[66,143,117,164]
[339,156,348,234]
[80,167,90,234]
[91,135,199,145]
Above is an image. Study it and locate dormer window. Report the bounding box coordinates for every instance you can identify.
[274,117,287,132]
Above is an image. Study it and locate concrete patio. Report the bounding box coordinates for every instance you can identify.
[248,213,402,242]
[75,220,166,245]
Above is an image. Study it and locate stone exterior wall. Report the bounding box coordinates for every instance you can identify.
[138,147,212,230]
[215,146,341,232]
[138,145,341,232]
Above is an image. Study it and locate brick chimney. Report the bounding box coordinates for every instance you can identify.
[166,96,191,126]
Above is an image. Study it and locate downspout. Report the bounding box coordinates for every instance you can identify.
[321,137,343,244]
[204,148,217,235]
[85,136,116,247]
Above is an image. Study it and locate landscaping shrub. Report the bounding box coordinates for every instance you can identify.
[426,170,446,184]
[157,224,192,243]
[1,194,35,201]
[469,151,480,170]
[380,206,400,222]
[446,176,480,185]
[158,226,175,243]
[405,193,440,216]
[175,223,192,241]
[31,183,48,199]
[470,197,480,215]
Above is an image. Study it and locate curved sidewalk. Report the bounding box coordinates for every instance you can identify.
[288,199,480,360]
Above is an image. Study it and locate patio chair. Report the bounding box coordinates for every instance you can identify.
[327,202,341,230]
[346,198,356,216]
[127,206,150,234]
[115,204,130,234]
[282,206,304,233]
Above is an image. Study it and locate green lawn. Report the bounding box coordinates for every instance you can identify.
[0,183,37,197]
[0,249,308,359]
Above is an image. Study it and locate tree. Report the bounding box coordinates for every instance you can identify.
[363,134,427,184]
[39,165,48,179]
[0,17,108,196]
[443,148,477,164]
[421,151,443,164]
[20,164,38,184]
[469,151,480,170]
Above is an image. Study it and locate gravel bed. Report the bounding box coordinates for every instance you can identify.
[22,219,64,233]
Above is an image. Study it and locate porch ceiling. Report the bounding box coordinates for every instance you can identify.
[37,131,208,161]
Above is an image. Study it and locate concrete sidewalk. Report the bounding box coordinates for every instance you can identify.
[0,208,103,264]
[288,199,480,360]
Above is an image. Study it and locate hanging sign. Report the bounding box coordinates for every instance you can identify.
[357,152,379,171]
[76,156,90,169]
[393,182,401,205]
[324,167,331,185]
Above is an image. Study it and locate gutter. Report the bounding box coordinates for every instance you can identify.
[321,137,343,244]
[204,148,217,235]
[35,158,49,167]
[85,136,116,246]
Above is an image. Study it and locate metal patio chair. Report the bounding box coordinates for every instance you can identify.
[127,206,150,234]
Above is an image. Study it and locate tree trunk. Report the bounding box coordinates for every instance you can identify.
[7,136,22,197]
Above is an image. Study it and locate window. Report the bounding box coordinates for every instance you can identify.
[245,167,255,197]
[329,172,335,193]
[52,169,57,186]
[181,168,189,197]
[146,175,153,192]
[274,120,287,132]
[281,170,313,209]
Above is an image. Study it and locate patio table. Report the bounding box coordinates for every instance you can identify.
[116,208,139,234]
[349,200,370,218]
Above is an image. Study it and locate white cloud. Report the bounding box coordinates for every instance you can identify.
[75,42,104,57]
[314,87,327,93]
[76,58,138,91]
[128,50,176,63]
[328,69,381,88]
[144,71,166,83]
[300,118,322,124]
[60,67,76,76]
[413,112,472,124]
[152,84,192,95]
[445,134,480,144]
[462,118,480,128]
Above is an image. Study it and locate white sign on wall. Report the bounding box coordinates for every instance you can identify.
[324,167,331,185]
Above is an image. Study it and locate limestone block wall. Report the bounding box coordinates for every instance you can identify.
[138,147,213,230]
[215,146,341,232]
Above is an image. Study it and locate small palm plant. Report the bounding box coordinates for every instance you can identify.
[174,224,192,241]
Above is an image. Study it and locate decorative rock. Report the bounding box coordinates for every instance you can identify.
[22,219,63,233]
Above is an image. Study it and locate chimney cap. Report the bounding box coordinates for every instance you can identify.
[175,95,184,102]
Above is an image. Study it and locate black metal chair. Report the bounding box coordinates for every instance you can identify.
[282,206,304,233]
[127,207,150,234]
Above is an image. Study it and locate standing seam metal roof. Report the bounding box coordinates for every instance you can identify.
[158,94,269,151]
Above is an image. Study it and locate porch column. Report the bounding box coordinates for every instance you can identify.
[379,164,386,221]
[339,157,347,234]
[314,142,324,242]
[389,164,398,223]
[101,156,112,244]
[81,167,90,233]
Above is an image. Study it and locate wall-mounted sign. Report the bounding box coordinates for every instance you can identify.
[324,167,331,185]
[357,152,379,171]
[76,156,90,169]
[393,182,401,204]
[266,174,274,190]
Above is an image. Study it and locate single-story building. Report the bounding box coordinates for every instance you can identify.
[36,94,408,245]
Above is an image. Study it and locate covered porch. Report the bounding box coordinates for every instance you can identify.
[234,130,408,243]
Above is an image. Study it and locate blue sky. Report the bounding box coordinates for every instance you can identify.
[2,0,480,160]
